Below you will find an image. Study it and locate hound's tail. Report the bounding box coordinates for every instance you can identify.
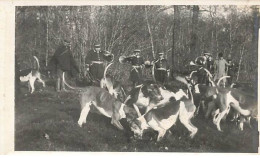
[175,76,194,104]
[217,76,230,86]
[62,72,84,91]
[202,68,217,87]
[33,56,40,71]
[230,83,236,88]
[189,70,198,79]
[187,85,194,105]
[104,63,113,82]
[202,67,213,78]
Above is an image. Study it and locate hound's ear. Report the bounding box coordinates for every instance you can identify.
[169,97,176,102]
[152,84,160,89]
[141,85,149,97]
[113,82,119,89]
[124,106,140,120]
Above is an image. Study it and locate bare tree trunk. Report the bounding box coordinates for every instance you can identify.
[236,45,245,81]
[145,6,155,59]
[172,6,180,71]
[190,5,199,58]
[229,22,233,55]
[252,6,259,42]
[46,7,49,66]
[38,8,41,57]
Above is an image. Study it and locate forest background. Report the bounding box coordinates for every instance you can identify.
[15,5,259,84]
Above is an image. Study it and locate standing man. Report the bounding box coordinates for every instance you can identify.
[85,44,113,83]
[195,52,212,85]
[124,49,144,87]
[226,55,236,86]
[195,52,211,67]
[214,53,230,87]
[153,52,170,85]
[48,39,79,92]
[207,55,215,74]
[205,55,214,85]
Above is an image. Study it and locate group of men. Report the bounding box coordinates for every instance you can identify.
[48,39,236,92]
[48,39,171,91]
[194,52,236,87]
[122,49,170,87]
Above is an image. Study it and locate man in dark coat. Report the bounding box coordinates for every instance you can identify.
[205,55,214,85]
[48,39,79,92]
[207,55,214,74]
[153,52,169,84]
[195,52,212,85]
[85,44,113,83]
[124,49,144,87]
[226,55,236,86]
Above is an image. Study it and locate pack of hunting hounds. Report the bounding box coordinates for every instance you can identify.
[17,55,258,142]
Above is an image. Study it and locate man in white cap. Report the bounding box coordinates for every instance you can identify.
[85,43,113,83]
[153,52,169,84]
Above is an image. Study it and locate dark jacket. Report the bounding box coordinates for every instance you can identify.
[85,49,113,65]
[124,55,144,66]
[154,58,169,70]
[48,45,79,76]
[124,55,144,83]
[226,60,236,75]
[207,59,214,74]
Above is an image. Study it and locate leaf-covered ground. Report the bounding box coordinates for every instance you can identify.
[15,82,258,152]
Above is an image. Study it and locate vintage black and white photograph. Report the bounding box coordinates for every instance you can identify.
[14,4,258,152]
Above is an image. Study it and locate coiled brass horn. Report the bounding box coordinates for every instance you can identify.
[119,55,127,64]
[104,51,114,62]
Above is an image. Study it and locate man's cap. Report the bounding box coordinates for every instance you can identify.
[204,52,211,56]
[134,49,141,53]
[94,44,101,48]
[159,52,164,56]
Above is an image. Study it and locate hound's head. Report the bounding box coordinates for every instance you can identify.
[122,105,144,139]
[141,83,163,101]
[129,118,144,140]
[20,75,30,82]
[112,84,126,102]
[123,104,140,123]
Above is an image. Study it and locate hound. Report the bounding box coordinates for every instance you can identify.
[213,88,257,131]
[18,56,45,93]
[62,72,139,130]
[130,94,198,142]
[176,75,217,118]
[123,83,164,116]
[100,63,126,102]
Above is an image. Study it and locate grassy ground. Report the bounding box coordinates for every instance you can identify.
[15,82,259,152]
